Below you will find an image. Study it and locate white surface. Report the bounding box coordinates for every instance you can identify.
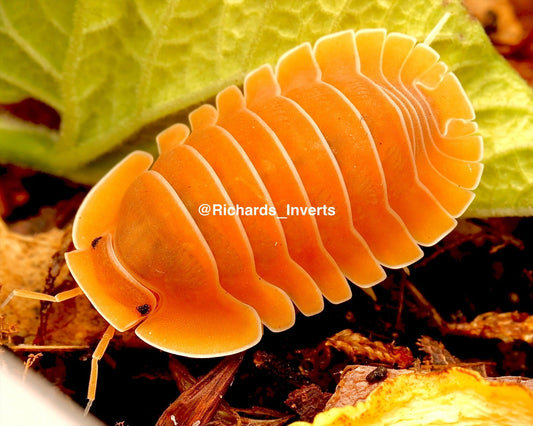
[0,350,102,426]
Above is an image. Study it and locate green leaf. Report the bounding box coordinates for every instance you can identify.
[0,0,531,217]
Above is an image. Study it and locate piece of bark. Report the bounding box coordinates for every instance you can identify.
[325,365,407,409]
[168,356,241,425]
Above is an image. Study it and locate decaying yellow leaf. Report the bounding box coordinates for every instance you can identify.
[0,219,65,342]
[0,219,106,347]
[291,367,533,426]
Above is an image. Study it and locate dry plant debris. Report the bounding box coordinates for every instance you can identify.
[291,367,533,426]
[156,354,244,426]
[163,354,293,426]
[464,0,533,84]
[285,384,331,423]
[2,208,532,424]
[415,335,495,376]
[405,276,533,345]
[464,0,526,48]
[416,335,459,365]
[321,329,413,369]
[447,311,533,343]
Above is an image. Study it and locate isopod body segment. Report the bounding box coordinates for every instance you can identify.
[65,28,483,357]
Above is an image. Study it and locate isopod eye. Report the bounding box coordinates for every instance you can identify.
[91,236,102,248]
[65,233,157,332]
[136,304,151,316]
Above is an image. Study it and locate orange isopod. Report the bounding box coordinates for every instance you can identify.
[3,23,483,411]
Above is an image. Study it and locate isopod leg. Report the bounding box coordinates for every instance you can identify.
[0,286,109,414]
[85,324,115,415]
[0,287,83,309]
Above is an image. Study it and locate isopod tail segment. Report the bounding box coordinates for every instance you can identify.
[275,41,426,267]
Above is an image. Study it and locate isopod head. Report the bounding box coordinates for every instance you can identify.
[66,150,263,357]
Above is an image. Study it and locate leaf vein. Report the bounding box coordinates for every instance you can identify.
[0,2,61,81]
